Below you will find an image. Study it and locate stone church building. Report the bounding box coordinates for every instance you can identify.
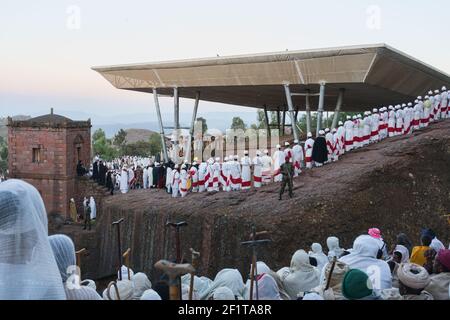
[7,109,91,217]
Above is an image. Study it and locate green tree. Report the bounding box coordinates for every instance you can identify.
[148,133,162,156]
[92,128,106,141]
[230,117,247,130]
[196,117,208,134]
[121,141,152,157]
[113,129,127,146]
[92,128,118,161]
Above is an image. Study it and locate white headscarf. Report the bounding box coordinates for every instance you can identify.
[212,286,235,300]
[65,285,102,300]
[48,234,76,283]
[309,243,329,273]
[131,272,152,300]
[339,235,392,290]
[181,274,212,298]
[102,280,133,300]
[140,289,162,300]
[251,274,282,300]
[282,250,320,299]
[200,269,244,300]
[0,179,66,300]
[327,236,344,260]
[117,265,134,280]
[182,284,200,300]
[393,245,410,263]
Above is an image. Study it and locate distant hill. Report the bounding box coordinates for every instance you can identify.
[0,115,31,138]
[124,128,158,144]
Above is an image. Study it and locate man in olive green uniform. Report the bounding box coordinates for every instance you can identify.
[279,160,294,200]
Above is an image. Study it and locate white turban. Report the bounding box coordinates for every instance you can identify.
[397,263,431,290]
[140,289,162,300]
[102,280,134,300]
[131,272,152,299]
[393,245,410,263]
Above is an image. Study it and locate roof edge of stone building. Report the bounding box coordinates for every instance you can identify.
[7,115,92,129]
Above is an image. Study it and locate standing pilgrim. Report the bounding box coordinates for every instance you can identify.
[69,198,78,223]
[220,157,231,192]
[363,112,371,146]
[189,160,199,192]
[344,116,354,152]
[119,167,129,193]
[388,106,396,137]
[312,130,328,167]
[165,164,173,193]
[171,165,180,198]
[230,155,242,191]
[371,108,380,143]
[284,142,293,163]
[337,121,345,156]
[403,103,413,135]
[241,151,252,190]
[440,86,448,119]
[304,132,315,169]
[179,164,189,197]
[357,114,364,148]
[89,196,96,220]
[206,158,215,192]
[324,128,334,163]
[272,144,285,181]
[213,157,221,192]
[253,151,263,188]
[395,105,404,136]
[261,149,273,184]
[292,140,304,176]
[413,100,422,131]
[381,107,389,139]
[432,89,441,121]
[423,95,432,127]
[332,128,339,162]
[198,161,207,193]
[143,166,149,189]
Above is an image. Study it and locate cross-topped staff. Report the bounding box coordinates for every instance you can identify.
[112,218,125,280]
[241,225,271,301]
[166,220,188,263]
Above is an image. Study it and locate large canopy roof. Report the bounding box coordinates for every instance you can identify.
[92,44,450,112]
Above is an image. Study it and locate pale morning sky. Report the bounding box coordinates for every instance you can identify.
[1,0,449,125]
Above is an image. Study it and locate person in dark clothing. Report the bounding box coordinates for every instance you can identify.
[76,161,87,176]
[92,160,99,181]
[83,199,91,231]
[152,163,161,188]
[279,160,294,200]
[99,161,107,186]
[312,130,328,166]
[106,169,115,195]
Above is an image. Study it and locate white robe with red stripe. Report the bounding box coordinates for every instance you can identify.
[344,120,354,151]
[337,125,345,155]
[332,132,340,161]
[213,162,221,191]
[272,150,285,182]
[198,162,207,193]
[304,138,314,169]
[252,156,262,188]
[388,111,396,137]
[189,166,199,192]
[206,162,214,192]
[440,91,448,119]
[292,144,304,176]
[230,160,241,191]
[370,113,380,142]
[179,169,189,197]
[325,133,334,162]
[432,94,441,121]
[221,161,231,192]
[261,154,272,184]
[395,110,404,135]
[241,156,252,190]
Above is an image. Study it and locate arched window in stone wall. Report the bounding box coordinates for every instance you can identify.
[74,134,84,163]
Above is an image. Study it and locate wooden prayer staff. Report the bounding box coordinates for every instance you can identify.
[122,248,131,280]
[112,218,125,280]
[325,256,338,291]
[189,248,200,300]
[241,225,271,300]
[154,260,194,301]
[106,281,121,300]
[166,220,188,299]
[75,248,86,277]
